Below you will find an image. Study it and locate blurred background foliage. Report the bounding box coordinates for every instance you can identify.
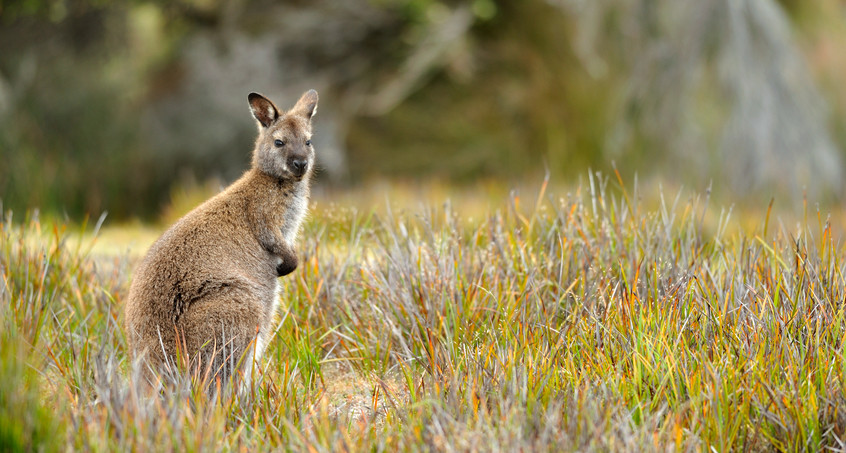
[1,0,846,220]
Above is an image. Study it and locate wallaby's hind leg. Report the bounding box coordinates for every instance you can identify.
[176,299,264,388]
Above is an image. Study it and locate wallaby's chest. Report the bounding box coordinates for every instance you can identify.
[281,190,308,243]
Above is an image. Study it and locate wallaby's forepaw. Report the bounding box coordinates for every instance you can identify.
[276,252,298,277]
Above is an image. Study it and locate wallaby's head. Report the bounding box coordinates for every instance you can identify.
[248,90,318,181]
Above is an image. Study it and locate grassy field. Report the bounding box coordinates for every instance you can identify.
[2,174,846,451]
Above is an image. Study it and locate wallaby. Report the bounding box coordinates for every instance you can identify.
[124,90,318,388]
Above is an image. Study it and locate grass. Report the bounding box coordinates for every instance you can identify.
[2,174,846,451]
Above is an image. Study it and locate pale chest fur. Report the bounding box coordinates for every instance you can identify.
[280,189,308,244]
[270,182,308,320]
[261,188,307,367]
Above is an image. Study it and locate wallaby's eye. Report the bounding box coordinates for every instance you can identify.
[305,140,312,146]
[274,139,285,147]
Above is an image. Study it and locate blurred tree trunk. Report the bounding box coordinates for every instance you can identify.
[553,0,843,198]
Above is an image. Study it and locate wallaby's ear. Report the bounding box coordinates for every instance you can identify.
[292,89,318,120]
[248,92,280,128]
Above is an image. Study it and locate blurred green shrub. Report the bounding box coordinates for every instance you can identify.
[1,61,156,219]
[348,0,614,182]
[1,0,845,220]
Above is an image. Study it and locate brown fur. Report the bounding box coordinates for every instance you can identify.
[124,90,318,386]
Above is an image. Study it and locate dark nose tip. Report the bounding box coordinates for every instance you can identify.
[291,159,308,175]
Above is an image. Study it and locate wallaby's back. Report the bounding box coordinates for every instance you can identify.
[125,90,319,386]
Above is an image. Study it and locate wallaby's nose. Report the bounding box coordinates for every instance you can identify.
[290,159,308,176]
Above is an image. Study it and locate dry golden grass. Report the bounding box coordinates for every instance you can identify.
[3,175,846,451]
